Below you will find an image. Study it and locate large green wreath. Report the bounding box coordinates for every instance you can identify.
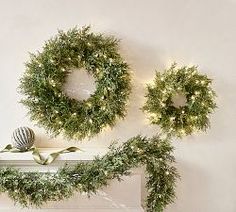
[143,64,217,137]
[20,26,131,140]
[0,135,178,212]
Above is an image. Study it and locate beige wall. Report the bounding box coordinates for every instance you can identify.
[0,0,235,211]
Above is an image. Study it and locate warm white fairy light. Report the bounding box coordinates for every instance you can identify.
[169,127,174,131]
[160,102,166,107]
[86,102,92,107]
[101,106,106,110]
[50,79,56,87]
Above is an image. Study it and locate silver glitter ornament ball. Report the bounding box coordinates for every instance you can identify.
[12,127,35,151]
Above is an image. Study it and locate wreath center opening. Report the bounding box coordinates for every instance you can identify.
[63,68,96,101]
[171,91,187,108]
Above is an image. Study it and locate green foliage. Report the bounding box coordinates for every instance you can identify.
[143,64,217,137]
[19,26,131,140]
[0,135,178,211]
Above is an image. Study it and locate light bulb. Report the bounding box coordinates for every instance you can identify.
[160,102,166,107]
[86,102,92,107]
[50,79,56,87]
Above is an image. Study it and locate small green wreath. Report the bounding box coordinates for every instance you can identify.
[143,64,217,137]
[20,26,131,140]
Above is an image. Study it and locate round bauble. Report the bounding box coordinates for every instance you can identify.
[12,127,35,151]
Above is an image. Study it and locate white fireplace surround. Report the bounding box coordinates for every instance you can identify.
[0,149,145,212]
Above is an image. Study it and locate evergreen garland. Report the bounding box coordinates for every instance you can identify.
[19,26,131,140]
[0,135,178,212]
[143,64,217,137]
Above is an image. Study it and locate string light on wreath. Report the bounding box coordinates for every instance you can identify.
[143,63,217,137]
[19,26,131,140]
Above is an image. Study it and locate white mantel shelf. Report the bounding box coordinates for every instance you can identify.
[0,147,108,168]
[0,148,145,212]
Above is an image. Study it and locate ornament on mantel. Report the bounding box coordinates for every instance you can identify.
[12,127,35,151]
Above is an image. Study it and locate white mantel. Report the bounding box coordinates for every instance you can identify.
[0,149,145,212]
